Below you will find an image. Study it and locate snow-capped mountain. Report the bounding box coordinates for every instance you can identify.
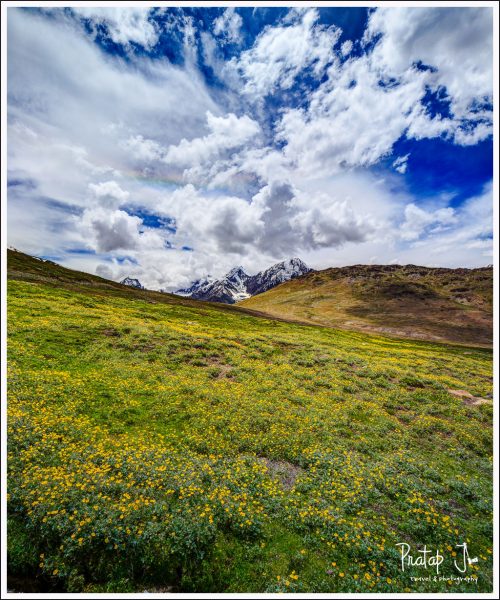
[175,276,217,298]
[175,258,311,304]
[246,258,311,296]
[176,266,250,304]
[120,277,144,289]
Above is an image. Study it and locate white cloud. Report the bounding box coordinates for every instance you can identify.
[154,175,380,265]
[452,122,493,146]
[392,154,409,174]
[7,8,218,169]
[168,185,265,255]
[7,7,219,275]
[299,184,492,270]
[78,179,166,255]
[81,207,142,252]
[273,54,428,178]
[164,111,261,170]
[405,107,453,142]
[399,185,493,262]
[120,135,166,163]
[7,189,84,257]
[88,181,129,209]
[213,8,243,45]
[400,203,457,242]
[365,7,493,141]
[73,7,159,49]
[340,40,353,56]
[292,194,375,249]
[260,7,492,180]
[232,9,341,97]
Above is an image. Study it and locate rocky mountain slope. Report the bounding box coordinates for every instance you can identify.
[175,258,311,304]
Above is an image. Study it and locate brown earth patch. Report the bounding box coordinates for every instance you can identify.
[262,458,303,490]
[447,389,492,406]
[207,356,234,379]
[102,328,120,337]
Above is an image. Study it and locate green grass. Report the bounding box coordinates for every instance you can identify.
[7,254,493,592]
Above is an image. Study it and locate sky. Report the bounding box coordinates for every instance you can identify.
[6,5,494,291]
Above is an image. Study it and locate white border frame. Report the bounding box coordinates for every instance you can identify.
[1,2,498,598]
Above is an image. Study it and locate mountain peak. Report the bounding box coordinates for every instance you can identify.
[277,257,309,272]
[226,266,248,279]
[289,257,307,266]
[120,277,144,289]
[174,258,312,304]
[246,258,312,296]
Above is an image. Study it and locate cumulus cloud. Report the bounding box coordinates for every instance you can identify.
[6,7,493,290]
[164,111,261,170]
[298,183,492,271]
[365,7,493,141]
[158,184,264,256]
[292,196,375,250]
[273,55,427,178]
[77,179,165,254]
[231,9,341,97]
[88,181,129,209]
[81,208,142,252]
[156,177,379,264]
[73,7,159,49]
[249,180,377,255]
[262,7,492,179]
[399,185,493,262]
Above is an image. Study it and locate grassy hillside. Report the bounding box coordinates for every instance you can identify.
[7,251,493,592]
[239,264,493,347]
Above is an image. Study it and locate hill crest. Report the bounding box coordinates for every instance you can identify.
[239,262,493,347]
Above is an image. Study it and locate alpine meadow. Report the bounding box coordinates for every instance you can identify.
[4,4,495,597]
[6,250,493,592]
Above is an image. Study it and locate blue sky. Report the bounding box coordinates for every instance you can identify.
[7,6,493,290]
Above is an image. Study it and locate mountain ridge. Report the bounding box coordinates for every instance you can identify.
[7,249,493,347]
[239,263,493,346]
[175,257,312,304]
